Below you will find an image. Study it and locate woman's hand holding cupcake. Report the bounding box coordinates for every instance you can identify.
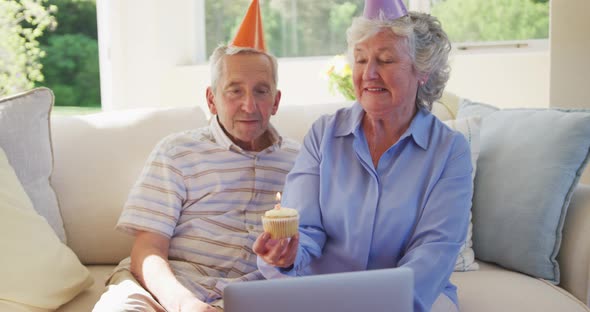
[253,192,300,268]
[253,231,299,269]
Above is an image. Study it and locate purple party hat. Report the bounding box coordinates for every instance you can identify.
[363,0,408,20]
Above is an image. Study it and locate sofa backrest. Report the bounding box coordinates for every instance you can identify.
[51,107,208,264]
[50,101,457,265]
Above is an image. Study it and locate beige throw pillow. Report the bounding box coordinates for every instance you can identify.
[0,146,93,310]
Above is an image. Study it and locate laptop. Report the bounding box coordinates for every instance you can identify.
[224,267,414,312]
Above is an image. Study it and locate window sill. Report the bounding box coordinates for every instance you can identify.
[453,39,548,54]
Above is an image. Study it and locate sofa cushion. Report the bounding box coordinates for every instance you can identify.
[457,100,590,283]
[57,263,590,312]
[432,92,461,121]
[0,88,66,242]
[51,107,208,264]
[558,184,590,306]
[0,302,50,312]
[455,100,498,119]
[272,102,351,143]
[55,265,115,312]
[444,116,481,272]
[273,94,460,144]
[451,262,590,312]
[0,146,93,310]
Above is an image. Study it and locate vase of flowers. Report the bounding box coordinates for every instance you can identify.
[326,55,356,101]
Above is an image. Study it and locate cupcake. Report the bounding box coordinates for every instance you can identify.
[262,197,299,239]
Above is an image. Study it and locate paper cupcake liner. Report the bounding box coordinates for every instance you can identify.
[261,215,299,239]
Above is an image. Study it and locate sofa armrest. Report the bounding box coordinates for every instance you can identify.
[558,183,590,306]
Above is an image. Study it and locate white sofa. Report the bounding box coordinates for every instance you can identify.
[49,102,590,312]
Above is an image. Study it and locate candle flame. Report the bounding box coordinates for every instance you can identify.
[275,192,281,202]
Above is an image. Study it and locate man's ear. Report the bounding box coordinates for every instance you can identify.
[206,87,217,115]
[271,90,281,115]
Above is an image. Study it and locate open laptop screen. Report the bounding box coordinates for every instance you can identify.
[224,267,413,312]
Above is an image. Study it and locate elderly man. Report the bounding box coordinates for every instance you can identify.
[93,1,298,311]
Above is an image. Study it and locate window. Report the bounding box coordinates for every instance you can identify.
[0,0,100,110]
[39,0,101,108]
[205,0,368,57]
[205,0,549,58]
[429,0,549,43]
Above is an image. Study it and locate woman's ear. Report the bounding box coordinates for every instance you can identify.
[418,72,430,85]
[206,87,217,115]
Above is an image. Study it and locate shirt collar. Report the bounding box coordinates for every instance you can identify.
[407,108,429,150]
[334,102,365,137]
[209,116,282,152]
[334,102,430,150]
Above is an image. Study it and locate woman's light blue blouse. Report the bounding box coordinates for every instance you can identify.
[258,102,473,312]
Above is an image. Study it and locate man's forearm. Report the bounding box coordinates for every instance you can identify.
[130,231,203,311]
[131,249,195,309]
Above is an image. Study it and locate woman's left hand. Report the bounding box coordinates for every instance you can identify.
[253,232,299,268]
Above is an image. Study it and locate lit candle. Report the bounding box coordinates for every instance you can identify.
[275,192,282,210]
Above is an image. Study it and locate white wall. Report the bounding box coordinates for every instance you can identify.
[549,0,590,109]
[98,0,205,111]
[446,45,550,108]
[550,0,590,184]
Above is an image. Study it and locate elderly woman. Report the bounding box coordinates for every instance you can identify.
[253,7,471,312]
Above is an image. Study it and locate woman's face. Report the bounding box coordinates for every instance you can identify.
[352,29,420,115]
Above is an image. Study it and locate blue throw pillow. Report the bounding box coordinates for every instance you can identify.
[457,99,499,119]
[458,99,590,283]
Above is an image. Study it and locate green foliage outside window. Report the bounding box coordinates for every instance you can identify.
[41,33,100,107]
[205,0,364,58]
[38,0,100,107]
[0,0,100,107]
[432,0,549,42]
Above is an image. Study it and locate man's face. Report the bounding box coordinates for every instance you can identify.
[207,53,280,151]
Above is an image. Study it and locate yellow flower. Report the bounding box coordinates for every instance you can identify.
[325,55,355,101]
[331,55,348,75]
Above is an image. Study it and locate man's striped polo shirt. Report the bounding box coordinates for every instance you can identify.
[114,116,299,302]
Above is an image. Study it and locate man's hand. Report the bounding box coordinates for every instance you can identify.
[177,294,219,312]
[131,231,218,312]
[253,232,299,268]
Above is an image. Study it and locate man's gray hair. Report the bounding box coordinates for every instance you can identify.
[346,12,451,111]
[209,45,279,94]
